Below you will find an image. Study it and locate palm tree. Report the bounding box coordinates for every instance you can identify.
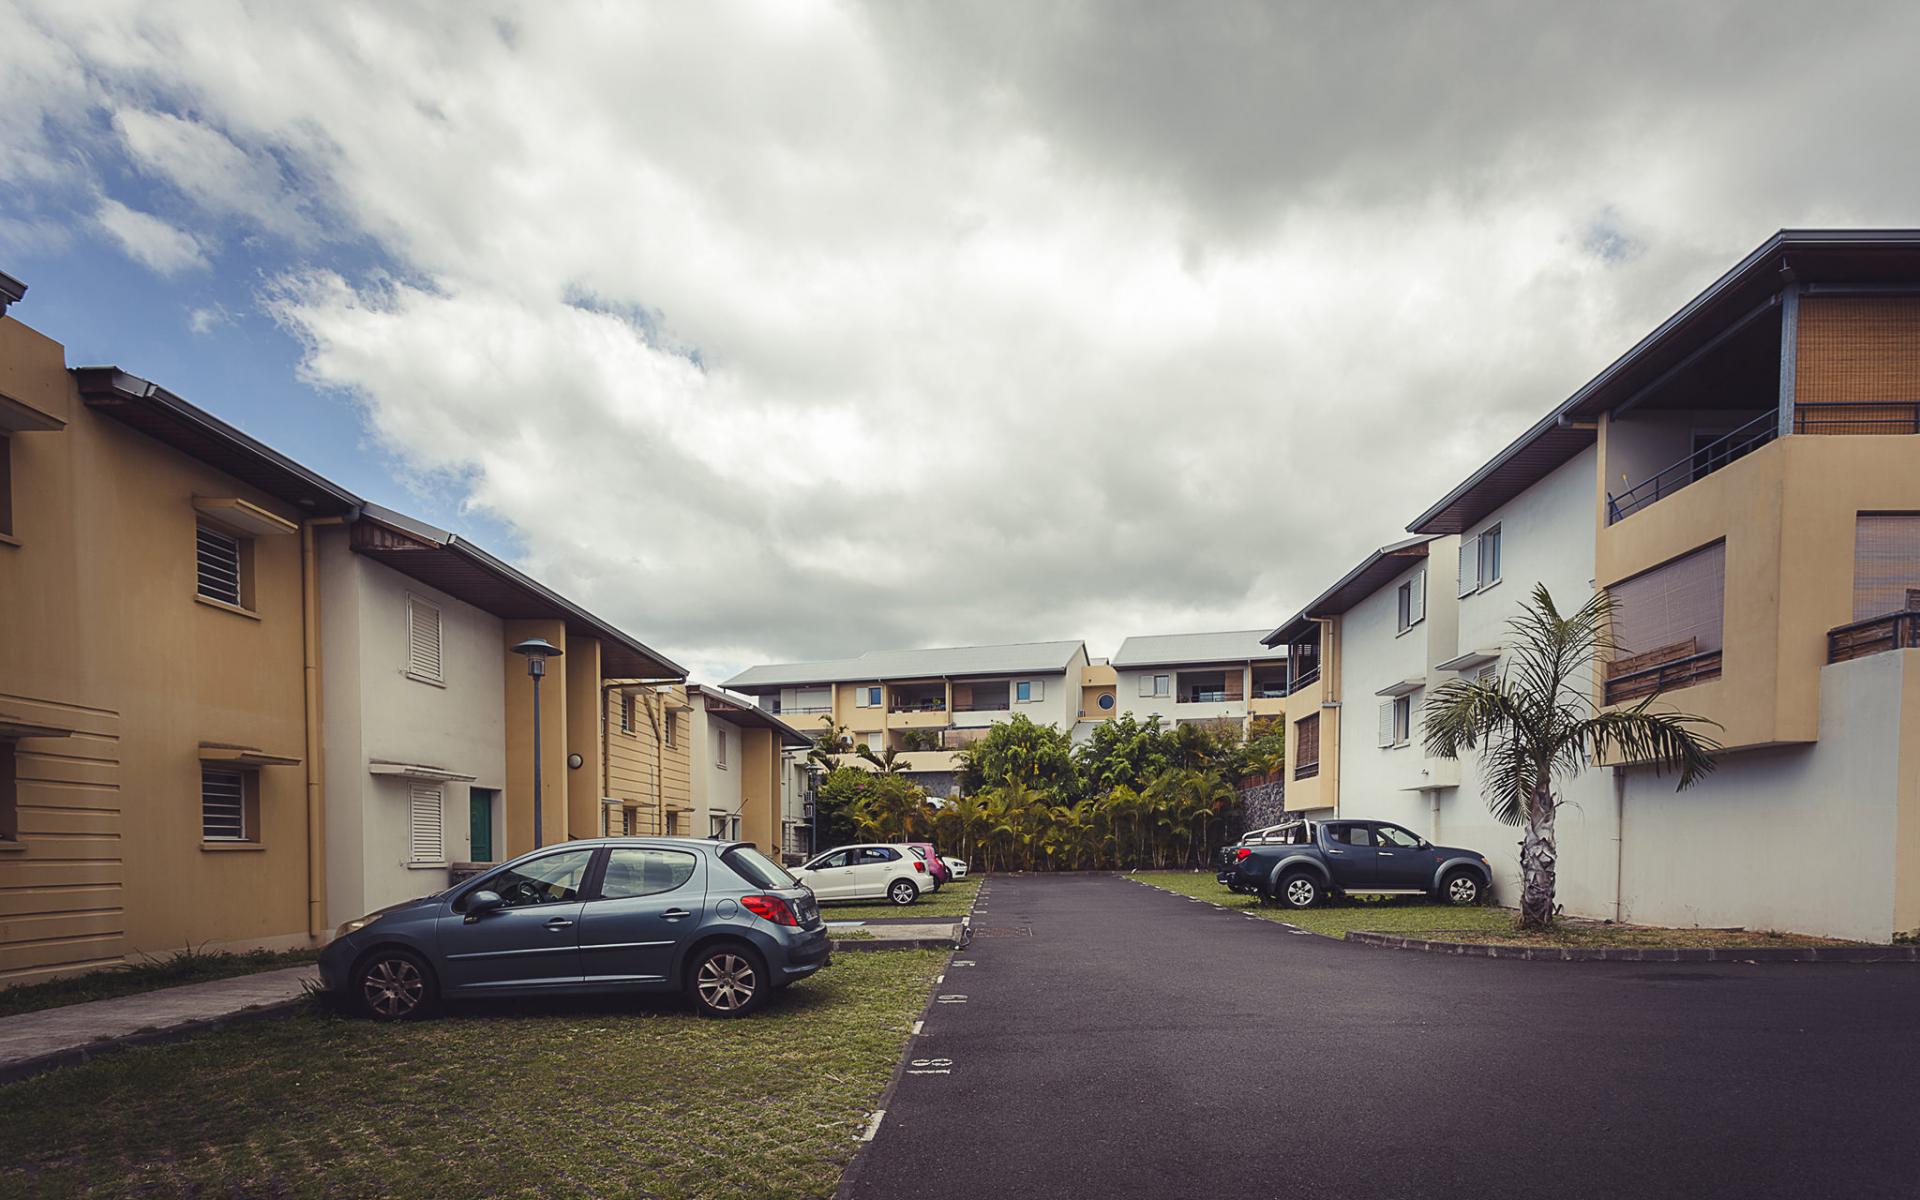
[1424,584,1720,929]
[807,716,852,773]
[855,743,913,776]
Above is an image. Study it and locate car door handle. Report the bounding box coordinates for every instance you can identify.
[663,908,692,920]
[544,917,574,930]
[1328,849,1346,855]
[1379,851,1395,857]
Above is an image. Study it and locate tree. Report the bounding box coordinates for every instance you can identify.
[957,715,1078,796]
[1076,713,1171,795]
[807,716,852,774]
[1423,584,1720,929]
[856,744,913,775]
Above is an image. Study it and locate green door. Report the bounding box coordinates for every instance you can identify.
[469,789,494,862]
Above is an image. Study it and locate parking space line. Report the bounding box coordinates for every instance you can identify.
[861,1110,886,1141]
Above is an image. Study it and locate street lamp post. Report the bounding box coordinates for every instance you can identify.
[510,637,564,849]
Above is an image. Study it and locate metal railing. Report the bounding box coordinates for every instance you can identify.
[776,704,831,716]
[1285,666,1321,696]
[1603,650,1722,704]
[1606,412,1778,525]
[1795,401,1920,435]
[1292,757,1320,781]
[1828,611,1920,664]
[887,700,947,713]
[951,700,1011,713]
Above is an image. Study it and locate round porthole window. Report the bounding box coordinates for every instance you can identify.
[1098,693,1115,710]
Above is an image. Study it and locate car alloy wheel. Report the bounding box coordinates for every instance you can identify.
[1446,874,1481,905]
[696,953,758,1013]
[1283,877,1318,908]
[889,880,918,906]
[360,955,426,1019]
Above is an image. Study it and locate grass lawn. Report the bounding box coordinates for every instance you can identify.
[0,949,945,1200]
[1126,870,1855,948]
[0,948,319,1018]
[820,876,980,922]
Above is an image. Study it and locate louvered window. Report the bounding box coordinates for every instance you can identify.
[1377,696,1413,747]
[1397,569,1426,633]
[620,693,636,733]
[196,524,244,606]
[1294,714,1321,779]
[1610,542,1727,660]
[1853,514,1920,620]
[1377,700,1396,748]
[1457,537,1478,597]
[201,768,247,841]
[405,594,443,682]
[408,783,445,863]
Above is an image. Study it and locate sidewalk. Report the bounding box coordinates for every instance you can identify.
[828,919,965,951]
[0,964,317,1084]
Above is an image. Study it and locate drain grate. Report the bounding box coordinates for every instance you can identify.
[971,925,1034,938]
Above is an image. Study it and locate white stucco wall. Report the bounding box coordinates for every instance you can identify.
[692,708,744,836]
[320,531,507,925]
[1605,651,1910,942]
[1111,664,1265,728]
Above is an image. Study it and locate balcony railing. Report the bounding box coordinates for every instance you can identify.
[1828,611,1920,664]
[1285,666,1321,696]
[1607,412,1778,525]
[1603,651,1723,704]
[1795,401,1920,435]
[951,700,1011,713]
[1180,690,1237,704]
[777,704,832,716]
[888,700,947,713]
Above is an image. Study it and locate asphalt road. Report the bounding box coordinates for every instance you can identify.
[840,873,1920,1200]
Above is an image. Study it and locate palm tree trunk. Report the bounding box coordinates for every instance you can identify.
[1518,782,1558,929]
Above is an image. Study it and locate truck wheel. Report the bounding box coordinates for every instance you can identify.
[1441,870,1483,906]
[1274,873,1322,909]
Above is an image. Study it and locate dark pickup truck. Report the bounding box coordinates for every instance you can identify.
[1223,818,1493,909]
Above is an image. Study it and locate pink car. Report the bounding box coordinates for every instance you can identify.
[903,843,952,889]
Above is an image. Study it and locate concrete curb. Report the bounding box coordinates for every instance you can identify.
[1345,931,1920,963]
[831,937,955,953]
[0,994,313,1086]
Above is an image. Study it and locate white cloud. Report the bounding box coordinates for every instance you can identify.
[94,197,207,274]
[10,1,1920,675]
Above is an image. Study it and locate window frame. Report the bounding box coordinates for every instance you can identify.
[407,782,446,865]
[403,592,444,685]
[715,727,729,769]
[594,846,699,901]
[1015,680,1033,703]
[194,520,254,612]
[1477,524,1503,590]
[200,765,260,844]
[620,692,636,734]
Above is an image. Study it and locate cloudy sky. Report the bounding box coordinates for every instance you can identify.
[5,1,1918,680]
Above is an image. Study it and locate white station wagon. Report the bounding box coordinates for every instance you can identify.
[792,843,929,906]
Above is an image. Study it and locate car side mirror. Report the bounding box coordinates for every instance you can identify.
[464,890,505,921]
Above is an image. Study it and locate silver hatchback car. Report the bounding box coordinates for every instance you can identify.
[319,838,829,1019]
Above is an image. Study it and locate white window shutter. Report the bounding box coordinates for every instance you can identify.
[408,783,444,863]
[1138,674,1153,697]
[406,595,443,681]
[1031,679,1044,701]
[1412,569,1427,624]
[1378,700,1396,748]
[1458,538,1478,597]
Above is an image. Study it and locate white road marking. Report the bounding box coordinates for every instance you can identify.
[937,994,967,1004]
[912,1020,923,1034]
[952,960,976,967]
[935,974,945,984]
[906,1069,951,1075]
[861,1111,886,1141]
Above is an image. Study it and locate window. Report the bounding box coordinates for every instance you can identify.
[1098,693,1116,710]
[715,729,729,768]
[865,731,883,750]
[664,710,677,749]
[1853,514,1920,620]
[723,845,800,889]
[811,849,853,869]
[1293,714,1320,780]
[1606,541,1726,701]
[1326,823,1373,847]
[1015,680,1043,703]
[1375,825,1423,849]
[0,740,16,842]
[408,783,444,863]
[1458,527,1502,596]
[404,594,443,683]
[1377,694,1413,748]
[709,813,740,840]
[1478,526,1502,588]
[470,848,593,909]
[621,805,637,836]
[855,686,881,708]
[1139,673,1170,698]
[195,522,250,608]
[1396,570,1427,634]
[599,848,698,899]
[620,693,636,734]
[200,767,254,842]
[857,846,900,863]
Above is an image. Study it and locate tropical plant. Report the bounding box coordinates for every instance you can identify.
[1423,584,1720,929]
[855,744,913,775]
[807,716,853,773]
[956,715,1078,795]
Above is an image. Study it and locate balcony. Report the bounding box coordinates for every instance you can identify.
[1603,650,1723,704]
[1285,666,1320,696]
[1828,611,1920,664]
[1607,412,1777,525]
[1795,401,1920,436]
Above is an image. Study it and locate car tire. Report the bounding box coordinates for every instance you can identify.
[888,878,920,907]
[1273,872,1322,910]
[351,947,438,1021]
[687,942,770,1018]
[1441,869,1484,907]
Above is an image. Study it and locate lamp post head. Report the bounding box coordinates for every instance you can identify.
[511,637,564,678]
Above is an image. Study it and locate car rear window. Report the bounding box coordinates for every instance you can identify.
[721,846,800,889]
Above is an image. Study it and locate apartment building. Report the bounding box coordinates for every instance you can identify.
[0,286,688,983]
[320,504,683,927]
[723,642,1091,795]
[685,685,810,855]
[1277,229,1920,942]
[1108,630,1288,733]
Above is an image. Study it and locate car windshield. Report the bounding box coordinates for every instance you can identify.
[722,846,800,889]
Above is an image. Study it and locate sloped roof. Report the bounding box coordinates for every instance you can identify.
[1110,630,1287,670]
[724,640,1086,690]
[691,685,811,747]
[1263,536,1437,646]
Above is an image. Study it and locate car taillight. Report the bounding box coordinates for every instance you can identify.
[741,895,799,926]
[913,860,926,872]
[1234,848,1253,861]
